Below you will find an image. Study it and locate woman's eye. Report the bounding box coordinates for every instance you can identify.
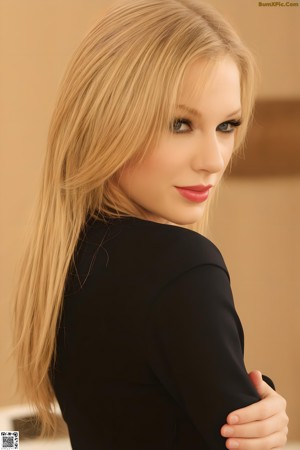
[171,118,192,134]
[217,120,241,133]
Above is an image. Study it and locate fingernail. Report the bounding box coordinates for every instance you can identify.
[229,440,239,448]
[222,426,233,437]
[228,415,239,425]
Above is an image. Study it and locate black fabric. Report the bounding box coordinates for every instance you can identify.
[49,215,269,449]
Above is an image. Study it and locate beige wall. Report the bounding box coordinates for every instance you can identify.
[208,177,300,440]
[1,0,299,440]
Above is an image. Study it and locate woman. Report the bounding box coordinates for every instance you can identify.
[13,0,288,448]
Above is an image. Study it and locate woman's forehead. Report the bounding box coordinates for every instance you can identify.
[176,56,241,111]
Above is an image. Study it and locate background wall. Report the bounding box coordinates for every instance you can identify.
[1,0,299,441]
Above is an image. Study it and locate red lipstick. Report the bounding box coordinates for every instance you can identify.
[175,185,212,203]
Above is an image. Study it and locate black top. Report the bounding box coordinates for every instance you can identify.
[49,215,264,450]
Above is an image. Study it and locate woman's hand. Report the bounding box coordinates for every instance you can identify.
[220,370,289,449]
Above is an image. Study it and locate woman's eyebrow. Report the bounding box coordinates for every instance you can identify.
[176,104,202,119]
[176,104,242,119]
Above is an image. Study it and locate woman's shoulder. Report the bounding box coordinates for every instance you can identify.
[84,214,229,280]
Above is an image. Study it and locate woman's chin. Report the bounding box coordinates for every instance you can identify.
[148,210,205,227]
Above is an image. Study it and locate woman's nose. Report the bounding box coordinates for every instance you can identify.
[192,132,226,174]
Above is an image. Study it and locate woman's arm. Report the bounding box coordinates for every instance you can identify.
[221,370,288,449]
[146,264,263,448]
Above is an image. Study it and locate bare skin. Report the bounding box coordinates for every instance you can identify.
[221,371,288,449]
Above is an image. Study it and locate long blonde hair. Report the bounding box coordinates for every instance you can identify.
[12,0,257,437]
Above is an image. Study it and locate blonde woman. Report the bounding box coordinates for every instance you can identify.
[13,0,288,448]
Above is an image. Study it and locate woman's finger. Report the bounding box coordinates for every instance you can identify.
[227,393,287,424]
[221,413,289,438]
[225,429,288,450]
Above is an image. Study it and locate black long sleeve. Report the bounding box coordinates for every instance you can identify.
[50,215,272,450]
[145,264,261,448]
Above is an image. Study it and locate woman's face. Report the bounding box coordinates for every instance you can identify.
[118,56,241,225]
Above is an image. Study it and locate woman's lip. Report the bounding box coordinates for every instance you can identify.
[175,186,211,203]
[175,185,212,192]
